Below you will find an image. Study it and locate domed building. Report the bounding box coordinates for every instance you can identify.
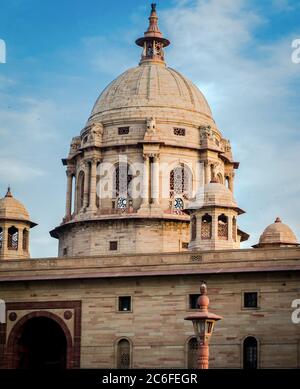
[0,188,36,260]
[0,4,299,371]
[253,217,299,248]
[50,4,245,257]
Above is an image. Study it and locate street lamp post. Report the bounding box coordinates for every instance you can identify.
[185,282,222,369]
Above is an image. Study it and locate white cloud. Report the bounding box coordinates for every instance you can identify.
[0,158,44,183]
[162,0,300,246]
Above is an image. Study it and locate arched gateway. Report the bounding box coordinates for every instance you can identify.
[6,312,73,369]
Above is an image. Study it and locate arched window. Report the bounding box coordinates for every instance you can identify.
[8,226,18,250]
[0,227,3,249]
[225,176,230,189]
[232,217,237,242]
[201,214,212,240]
[113,163,133,202]
[77,171,85,210]
[117,339,131,369]
[22,229,29,251]
[191,216,197,241]
[243,337,258,369]
[170,165,192,198]
[218,214,228,240]
[187,337,198,369]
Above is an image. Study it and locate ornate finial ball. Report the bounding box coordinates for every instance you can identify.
[198,282,209,309]
[151,3,156,12]
[275,217,282,223]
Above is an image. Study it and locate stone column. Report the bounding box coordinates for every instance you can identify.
[88,158,98,211]
[211,211,218,242]
[139,154,150,210]
[228,215,233,242]
[229,172,235,192]
[65,169,73,218]
[204,162,210,184]
[83,161,90,208]
[151,154,160,205]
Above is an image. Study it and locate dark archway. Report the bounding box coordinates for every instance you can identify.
[6,312,73,369]
[243,336,258,369]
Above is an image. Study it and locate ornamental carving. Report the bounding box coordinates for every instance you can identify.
[81,123,103,148]
[146,117,156,135]
[69,136,81,155]
[199,125,213,140]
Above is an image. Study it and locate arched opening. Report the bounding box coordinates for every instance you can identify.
[22,229,29,251]
[113,163,133,207]
[8,226,18,250]
[116,338,131,369]
[77,171,85,210]
[9,316,68,369]
[170,165,192,197]
[0,226,3,249]
[187,337,198,369]
[191,215,197,241]
[225,176,230,189]
[170,164,192,210]
[243,336,258,369]
[218,214,228,240]
[201,214,212,240]
[232,217,237,242]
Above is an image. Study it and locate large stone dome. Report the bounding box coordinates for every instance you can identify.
[88,63,213,125]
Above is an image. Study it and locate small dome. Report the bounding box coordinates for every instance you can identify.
[0,188,36,226]
[87,63,213,126]
[253,217,299,248]
[187,182,244,214]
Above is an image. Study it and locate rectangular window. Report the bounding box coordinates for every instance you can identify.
[244,292,258,308]
[174,128,186,136]
[109,241,118,251]
[118,296,131,312]
[118,127,130,135]
[189,294,200,310]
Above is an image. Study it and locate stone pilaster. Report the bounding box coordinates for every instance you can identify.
[88,158,99,211]
[151,154,160,206]
[65,168,74,218]
[83,161,90,209]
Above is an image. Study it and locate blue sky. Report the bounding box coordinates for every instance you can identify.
[0,0,300,257]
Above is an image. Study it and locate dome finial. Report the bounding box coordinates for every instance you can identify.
[5,186,12,198]
[135,4,170,65]
[275,217,282,223]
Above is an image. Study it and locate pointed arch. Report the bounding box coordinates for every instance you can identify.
[8,226,18,250]
[218,214,228,240]
[201,214,212,240]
